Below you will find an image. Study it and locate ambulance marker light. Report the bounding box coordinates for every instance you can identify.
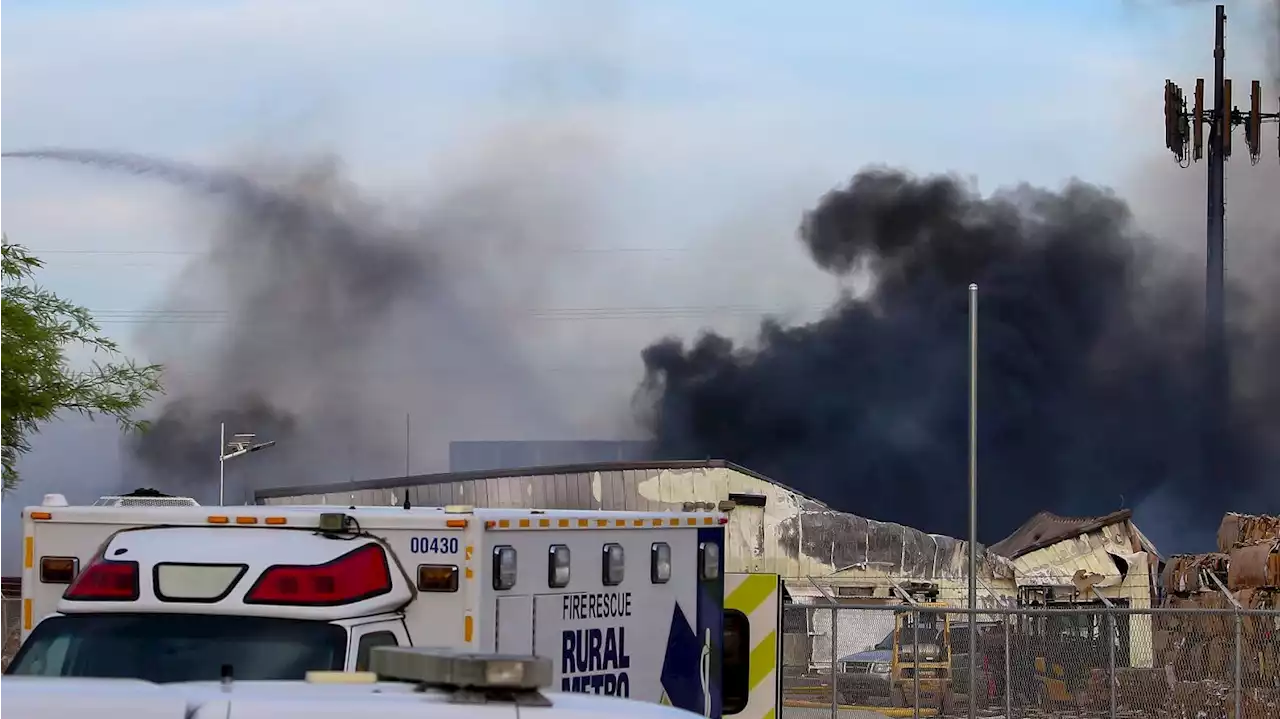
[235,516,258,525]
[63,558,140,601]
[264,517,287,525]
[244,543,392,606]
[30,511,52,521]
[40,556,79,584]
[446,519,468,528]
[718,516,729,524]
[208,516,230,524]
[417,564,460,593]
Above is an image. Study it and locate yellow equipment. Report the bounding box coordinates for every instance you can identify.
[889,604,952,711]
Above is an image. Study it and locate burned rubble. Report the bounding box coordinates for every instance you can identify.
[1150,512,1280,719]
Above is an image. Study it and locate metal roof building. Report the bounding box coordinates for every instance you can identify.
[254,460,1159,667]
[255,459,1016,604]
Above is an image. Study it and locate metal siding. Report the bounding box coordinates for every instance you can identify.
[572,472,591,509]
[600,470,616,510]
[623,470,641,511]
[447,440,654,472]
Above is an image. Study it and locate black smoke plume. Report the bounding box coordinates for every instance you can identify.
[3,143,599,500]
[638,168,1280,547]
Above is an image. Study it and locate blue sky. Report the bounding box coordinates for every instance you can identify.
[2,0,1275,563]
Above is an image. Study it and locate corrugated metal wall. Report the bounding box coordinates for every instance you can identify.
[260,465,716,511]
[448,441,653,472]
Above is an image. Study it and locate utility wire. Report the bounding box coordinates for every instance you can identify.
[87,304,829,324]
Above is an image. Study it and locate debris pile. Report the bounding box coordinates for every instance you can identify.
[1152,512,1280,716]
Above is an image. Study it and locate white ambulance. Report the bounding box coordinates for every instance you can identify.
[9,496,732,718]
[4,644,710,719]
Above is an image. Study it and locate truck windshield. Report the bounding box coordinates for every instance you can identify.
[5,613,347,682]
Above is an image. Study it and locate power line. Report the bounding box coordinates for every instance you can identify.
[30,246,697,257]
[87,304,829,324]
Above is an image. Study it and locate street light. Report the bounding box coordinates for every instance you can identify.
[219,421,276,506]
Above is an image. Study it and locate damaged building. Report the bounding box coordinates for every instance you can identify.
[254,459,1160,670]
[988,509,1162,668]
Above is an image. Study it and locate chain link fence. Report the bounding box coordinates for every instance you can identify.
[781,603,1280,719]
[3,596,21,671]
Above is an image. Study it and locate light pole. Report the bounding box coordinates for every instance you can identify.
[967,283,979,719]
[218,421,277,506]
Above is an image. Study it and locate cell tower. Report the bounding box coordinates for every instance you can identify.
[1161,4,1279,483]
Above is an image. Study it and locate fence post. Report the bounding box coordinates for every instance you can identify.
[830,606,839,719]
[1003,613,1012,719]
[1107,612,1116,719]
[913,608,920,719]
[1234,611,1242,719]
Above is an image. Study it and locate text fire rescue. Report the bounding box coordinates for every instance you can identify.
[561,591,632,696]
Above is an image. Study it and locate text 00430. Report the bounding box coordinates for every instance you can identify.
[409,536,460,554]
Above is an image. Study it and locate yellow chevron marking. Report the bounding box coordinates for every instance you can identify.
[761,708,776,719]
[725,574,775,616]
[748,630,777,690]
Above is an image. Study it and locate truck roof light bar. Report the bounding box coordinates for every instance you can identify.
[369,646,554,705]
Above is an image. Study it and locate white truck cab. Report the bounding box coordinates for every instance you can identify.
[11,499,732,717]
[3,645,709,719]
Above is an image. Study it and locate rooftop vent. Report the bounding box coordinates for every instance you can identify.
[93,494,200,508]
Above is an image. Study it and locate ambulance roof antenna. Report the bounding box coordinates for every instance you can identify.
[403,493,412,510]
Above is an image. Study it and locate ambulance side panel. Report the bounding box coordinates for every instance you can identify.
[379,526,472,649]
[21,518,125,641]
[723,573,783,719]
[477,524,725,719]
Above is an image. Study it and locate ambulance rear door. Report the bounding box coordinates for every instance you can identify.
[723,573,783,719]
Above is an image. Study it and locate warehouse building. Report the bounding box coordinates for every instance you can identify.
[255,459,1158,668]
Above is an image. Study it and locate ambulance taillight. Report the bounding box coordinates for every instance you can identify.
[63,558,140,601]
[244,543,393,606]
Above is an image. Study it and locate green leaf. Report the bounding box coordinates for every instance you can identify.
[2,236,165,492]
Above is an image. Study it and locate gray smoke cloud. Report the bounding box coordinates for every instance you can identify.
[3,135,609,501]
[633,3,1280,552]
